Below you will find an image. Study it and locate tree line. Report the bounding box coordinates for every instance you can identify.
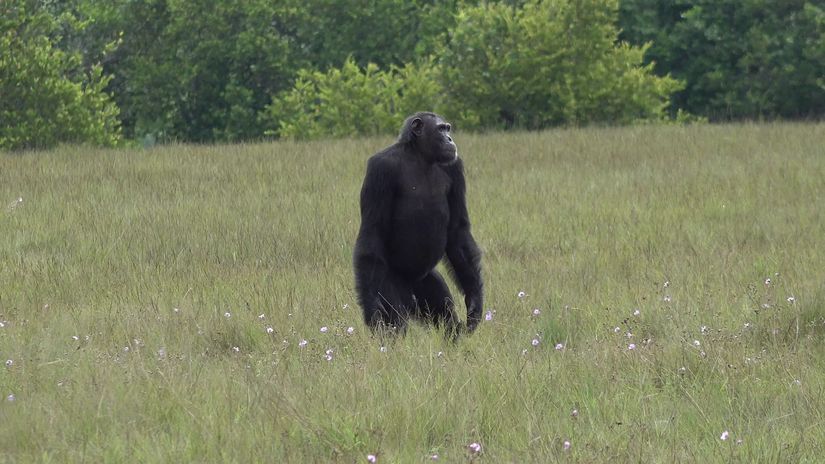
[2,0,823,151]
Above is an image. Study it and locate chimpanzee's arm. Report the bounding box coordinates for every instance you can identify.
[444,159,484,332]
[353,156,396,322]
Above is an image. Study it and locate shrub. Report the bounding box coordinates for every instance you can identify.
[263,58,445,140]
[0,1,120,151]
[438,0,684,130]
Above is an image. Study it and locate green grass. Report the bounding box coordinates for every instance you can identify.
[1,123,824,462]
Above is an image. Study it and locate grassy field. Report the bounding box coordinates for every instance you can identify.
[1,123,824,462]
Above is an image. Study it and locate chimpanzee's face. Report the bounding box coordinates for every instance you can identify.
[423,115,458,165]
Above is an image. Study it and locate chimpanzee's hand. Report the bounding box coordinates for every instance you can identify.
[465,296,483,333]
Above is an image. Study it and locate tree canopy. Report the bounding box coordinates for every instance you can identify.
[1,0,822,149]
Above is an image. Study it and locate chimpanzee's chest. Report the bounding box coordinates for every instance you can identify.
[394,167,451,221]
[388,166,451,279]
[388,167,452,274]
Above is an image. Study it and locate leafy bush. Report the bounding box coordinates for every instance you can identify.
[0,1,120,151]
[263,58,445,139]
[439,0,683,130]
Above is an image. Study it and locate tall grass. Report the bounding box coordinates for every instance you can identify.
[1,123,824,462]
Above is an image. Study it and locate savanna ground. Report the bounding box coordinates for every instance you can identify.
[1,123,824,462]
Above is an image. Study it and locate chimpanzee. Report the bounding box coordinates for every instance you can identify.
[353,112,484,336]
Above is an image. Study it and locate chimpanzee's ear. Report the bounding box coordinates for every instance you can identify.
[410,117,424,137]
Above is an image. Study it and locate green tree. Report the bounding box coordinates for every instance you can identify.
[54,0,465,143]
[263,58,444,139]
[619,0,825,120]
[54,0,304,143]
[279,0,465,70]
[0,0,120,151]
[439,0,682,130]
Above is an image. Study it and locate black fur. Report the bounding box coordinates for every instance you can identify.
[353,112,483,336]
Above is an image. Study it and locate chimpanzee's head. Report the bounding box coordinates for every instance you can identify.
[398,112,458,165]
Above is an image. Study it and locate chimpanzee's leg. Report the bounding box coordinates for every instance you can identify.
[411,270,460,334]
[364,271,415,335]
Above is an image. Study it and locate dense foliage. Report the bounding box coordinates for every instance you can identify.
[69,0,306,143]
[0,0,120,151]
[264,59,445,139]
[439,0,682,129]
[619,0,825,120]
[1,0,822,147]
